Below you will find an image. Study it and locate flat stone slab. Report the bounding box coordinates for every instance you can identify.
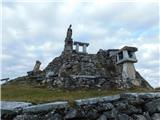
[0,101,32,111]
[23,101,68,114]
[120,92,160,99]
[70,75,97,79]
[75,95,120,106]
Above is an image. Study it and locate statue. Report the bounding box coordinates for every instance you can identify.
[67,24,72,38]
[33,60,41,72]
[64,24,73,52]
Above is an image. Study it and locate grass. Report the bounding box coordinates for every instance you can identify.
[1,85,122,104]
[1,84,152,105]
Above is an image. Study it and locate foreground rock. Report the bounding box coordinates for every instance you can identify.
[23,101,68,114]
[1,92,160,120]
[1,101,32,111]
[75,94,120,106]
[1,101,32,120]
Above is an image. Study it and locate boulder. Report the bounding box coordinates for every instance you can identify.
[1,101,32,119]
[143,112,151,120]
[132,114,147,120]
[85,109,99,119]
[13,115,41,120]
[75,95,120,106]
[118,114,133,120]
[97,103,114,111]
[139,93,160,99]
[48,113,62,120]
[120,93,160,99]
[120,93,139,99]
[1,101,32,111]
[97,114,107,120]
[115,101,142,115]
[64,108,77,119]
[1,110,17,120]
[103,108,118,119]
[151,113,160,120]
[44,110,56,119]
[145,98,160,114]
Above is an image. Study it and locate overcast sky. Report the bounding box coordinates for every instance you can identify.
[1,0,159,87]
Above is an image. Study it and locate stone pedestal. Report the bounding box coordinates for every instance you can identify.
[73,41,89,53]
[83,44,87,53]
[76,44,79,52]
[122,62,136,80]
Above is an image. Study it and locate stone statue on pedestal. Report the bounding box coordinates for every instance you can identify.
[66,24,72,38]
[64,24,73,52]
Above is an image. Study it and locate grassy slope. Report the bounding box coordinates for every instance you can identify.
[1,77,154,104]
[1,83,152,104]
[1,84,122,104]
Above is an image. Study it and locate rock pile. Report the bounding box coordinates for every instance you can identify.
[12,25,152,90]
[40,50,152,89]
[1,93,160,120]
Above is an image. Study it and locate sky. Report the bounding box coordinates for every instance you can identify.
[1,0,160,87]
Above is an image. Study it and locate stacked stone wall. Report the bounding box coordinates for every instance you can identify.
[1,93,160,120]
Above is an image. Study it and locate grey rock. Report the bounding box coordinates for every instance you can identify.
[1,101,32,111]
[98,103,114,111]
[132,114,147,120]
[102,95,120,102]
[128,97,145,106]
[139,93,160,99]
[120,93,139,98]
[120,93,160,99]
[145,98,160,114]
[118,114,133,120]
[75,95,120,106]
[143,112,151,120]
[2,93,160,120]
[115,101,142,115]
[115,101,127,110]
[103,108,118,119]
[155,93,160,98]
[13,115,41,120]
[1,101,32,119]
[45,110,56,120]
[48,113,62,120]
[64,108,77,119]
[1,110,17,120]
[126,105,142,115]
[151,113,160,120]
[103,103,114,109]
[85,109,98,119]
[23,101,68,114]
[97,114,107,120]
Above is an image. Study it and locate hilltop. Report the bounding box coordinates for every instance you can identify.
[3,25,152,90]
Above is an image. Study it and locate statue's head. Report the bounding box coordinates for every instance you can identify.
[69,24,72,28]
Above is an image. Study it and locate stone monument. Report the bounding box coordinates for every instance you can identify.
[116,46,137,80]
[33,60,41,72]
[25,25,152,89]
[74,41,89,53]
[64,24,73,53]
